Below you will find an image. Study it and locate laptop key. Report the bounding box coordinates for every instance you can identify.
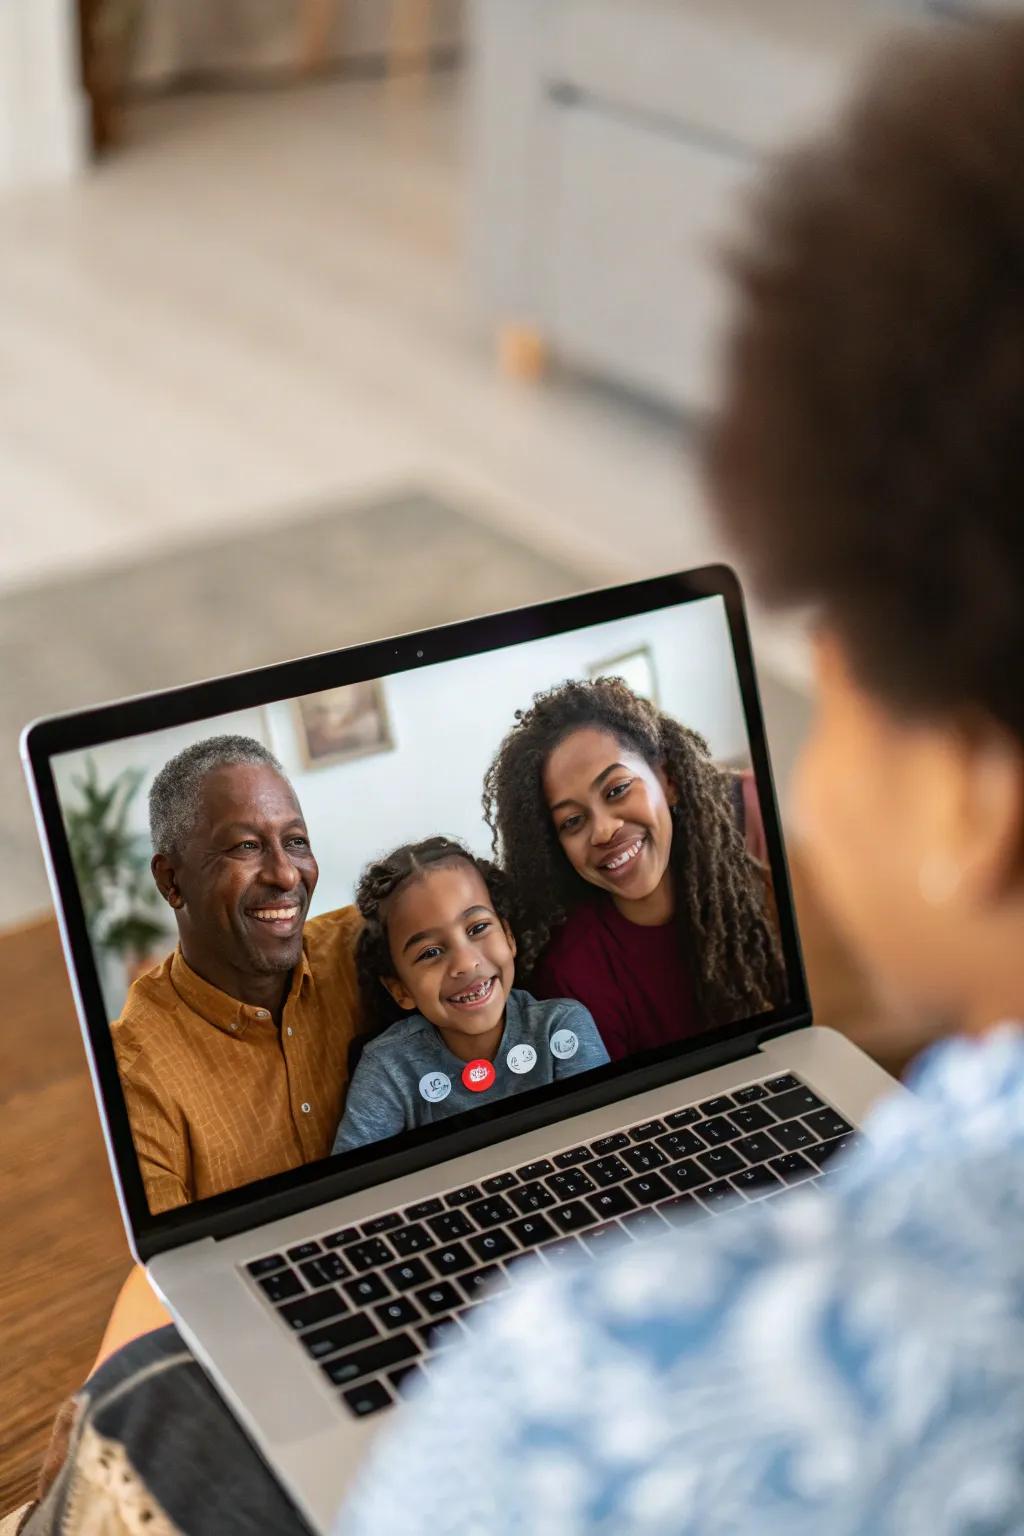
[458,1264,507,1301]
[509,1213,558,1248]
[698,1096,734,1116]
[621,1144,668,1174]
[734,1083,770,1104]
[445,1184,483,1208]
[591,1132,629,1155]
[542,1236,583,1261]
[508,1181,556,1214]
[733,1131,782,1165]
[624,1173,673,1206]
[656,1129,704,1160]
[664,1107,701,1129]
[427,1242,474,1278]
[582,1222,632,1254]
[729,1104,775,1133]
[258,1269,304,1304]
[663,1158,711,1193]
[694,1116,738,1147]
[769,1152,816,1185]
[546,1169,596,1201]
[765,1074,800,1094]
[588,1186,636,1220]
[465,1195,516,1229]
[388,1363,424,1397]
[361,1213,403,1236]
[549,1199,595,1234]
[302,1312,379,1360]
[588,1154,631,1187]
[345,1238,395,1273]
[247,1254,286,1278]
[731,1165,782,1197]
[629,1119,666,1142]
[343,1274,391,1308]
[768,1087,825,1120]
[385,1258,431,1292]
[517,1159,555,1181]
[322,1333,420,1387]
[804,1109,854,1141]
[657,1194,702,1224]
[503,1251,545,1281]
[805,1134,858,1168]
[323,1227,360,1249]
[277,1289,347,1331]
[418,1315,463,1352]
[468,1229,517,1263]
[553,1145,591,1168]
[415,1281,461,1316]
[427,1210,474,1242]
[481,1171,518,1194]
[287,1241,322,1263]
[374,1296,422,1331]
[342,1379,394,1418]
[696,1147,746,1179]
[405,1198,444,1221]
[620,1207,669,1240]
[771,1119,816,1152]
[390,1222,434,1257]
[696,1180,743,1211]
[299,1253,350,1289]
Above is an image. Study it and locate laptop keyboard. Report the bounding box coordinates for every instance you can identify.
[243,1072,858,1420]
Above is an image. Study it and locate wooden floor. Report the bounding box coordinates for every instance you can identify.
[0,864,927,1518]
[0,919,130,1515]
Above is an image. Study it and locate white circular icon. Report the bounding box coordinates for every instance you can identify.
[467,1063,490,1085]
[549,1028,579,1060]
[418,1071,452,1104]
[506,1043,538,1075]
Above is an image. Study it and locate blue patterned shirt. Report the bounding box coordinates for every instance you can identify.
[341,1026,1024,1536]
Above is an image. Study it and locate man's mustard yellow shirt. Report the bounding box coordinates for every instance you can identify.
[111,907,362,1214]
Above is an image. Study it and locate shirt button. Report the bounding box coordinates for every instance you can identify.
[255,1009,270,1020]
[230,1022,238,1032]
[286,1026,294,1037]
[301,1102,311,1114]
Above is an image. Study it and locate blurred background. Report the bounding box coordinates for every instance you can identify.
[0,0,979,1514]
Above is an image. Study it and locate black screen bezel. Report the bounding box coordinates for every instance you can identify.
[22,565,810,1262]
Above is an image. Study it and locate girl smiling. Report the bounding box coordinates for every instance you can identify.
[483,678,785,1059]
[332,837,607,1152]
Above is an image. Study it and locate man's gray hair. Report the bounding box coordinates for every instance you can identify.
[149,735,284,857]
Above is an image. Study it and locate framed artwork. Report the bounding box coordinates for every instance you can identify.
[587,644,659,705]
[293,680,393,769]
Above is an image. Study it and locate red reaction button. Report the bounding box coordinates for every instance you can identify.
[462,1058,496,1093]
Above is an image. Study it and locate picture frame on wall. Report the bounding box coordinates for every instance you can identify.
[587,644,659,705]
[292,680,394,770]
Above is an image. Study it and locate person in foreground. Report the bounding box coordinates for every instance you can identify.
[12,16,1024,1536]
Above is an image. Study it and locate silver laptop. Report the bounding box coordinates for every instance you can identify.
[22,566,899,1534]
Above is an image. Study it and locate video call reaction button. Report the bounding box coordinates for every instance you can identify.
[419,1072,452,1104]
[549,1029,579,1061]
[461,1059,496,1093]
[506,1043,538,1076]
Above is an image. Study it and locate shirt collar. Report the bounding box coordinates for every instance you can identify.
[170,945,312,1037]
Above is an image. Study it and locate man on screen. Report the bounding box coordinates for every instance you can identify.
[111,735,362,1214]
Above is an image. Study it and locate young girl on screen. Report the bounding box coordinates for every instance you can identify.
[482,677,786,1061]
[332,837,608,1152]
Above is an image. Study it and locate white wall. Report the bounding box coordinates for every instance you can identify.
[53,596,749,1002]
[0,0,87,192]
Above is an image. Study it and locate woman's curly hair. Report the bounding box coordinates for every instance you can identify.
[354,835,515,1038]
[482,678,785,1026]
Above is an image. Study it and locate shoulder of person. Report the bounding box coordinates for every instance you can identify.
[511,989,594,1033]
[305,905,363,950]
[111,953,178,1070]
[535,903,605,971]
[359,1013,433,1060]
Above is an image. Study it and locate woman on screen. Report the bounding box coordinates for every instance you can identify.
[483,677,785,1059]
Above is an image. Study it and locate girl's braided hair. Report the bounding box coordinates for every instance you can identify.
[482,677,786,1026]
[354,835,515,1038]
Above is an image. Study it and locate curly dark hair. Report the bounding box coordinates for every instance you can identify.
[482,678,785,1026]
[354,835,515,1038]
[707,17,1024,742]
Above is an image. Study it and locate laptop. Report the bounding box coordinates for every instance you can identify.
[22,565,899,1534]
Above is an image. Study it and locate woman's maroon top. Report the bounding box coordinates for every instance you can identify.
[531,898,703,1062]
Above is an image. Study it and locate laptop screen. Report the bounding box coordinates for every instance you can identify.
[47,585,795,1219]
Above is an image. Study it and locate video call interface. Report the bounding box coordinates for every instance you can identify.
[54,595,788,1216]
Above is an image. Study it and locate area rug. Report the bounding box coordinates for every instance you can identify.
[0,488,589,930]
